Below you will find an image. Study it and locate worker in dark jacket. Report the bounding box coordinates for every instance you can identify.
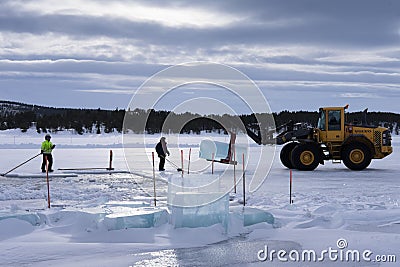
[155,137,170,171]
[41,134,56,172]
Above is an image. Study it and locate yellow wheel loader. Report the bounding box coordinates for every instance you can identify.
[244,105,392,171]
[276,105,392,170]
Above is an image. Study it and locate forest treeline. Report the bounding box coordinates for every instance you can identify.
[1,101,399,135]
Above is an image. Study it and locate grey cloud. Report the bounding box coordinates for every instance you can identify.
[0,59,166,76]
[262,82,400,113]
[1,0,399,49]
[147,0,400,47]
[1,57,400,89]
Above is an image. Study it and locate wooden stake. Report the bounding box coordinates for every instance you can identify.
[108,150,113,170]
[152,152,156,206]
[187,148,191,174]
[233,147,236,193]
[45,155,51,209]
[181,150,184,178]
[211,152,214,174]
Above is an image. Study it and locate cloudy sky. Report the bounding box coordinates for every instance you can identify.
[1,0,400,113]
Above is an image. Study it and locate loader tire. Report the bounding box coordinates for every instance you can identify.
[280,142,297,169]
[342,143,371,170]
[291,144,321,171]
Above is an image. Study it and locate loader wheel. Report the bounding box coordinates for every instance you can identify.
[342,143,371,170]
[280,142,297,169]
[290,144,321,171]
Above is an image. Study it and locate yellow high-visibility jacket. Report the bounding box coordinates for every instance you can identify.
[41,140,54,154]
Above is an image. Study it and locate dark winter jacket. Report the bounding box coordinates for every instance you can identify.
[155,142,165,157]
[155,138,169,157]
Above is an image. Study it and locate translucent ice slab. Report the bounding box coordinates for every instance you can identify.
[199,139,247,164]
[171,192,229,229]
[230,206,274,226]
[104,207,169,230]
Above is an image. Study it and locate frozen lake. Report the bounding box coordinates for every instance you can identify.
[0,133,399,266]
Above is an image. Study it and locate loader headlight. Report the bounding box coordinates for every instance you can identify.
[382,130,392,146]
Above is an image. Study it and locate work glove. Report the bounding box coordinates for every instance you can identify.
[167,151,170,156]
[40,150,44,154]
[52,145,56,149]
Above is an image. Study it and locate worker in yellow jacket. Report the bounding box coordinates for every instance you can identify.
[41,134,56,172]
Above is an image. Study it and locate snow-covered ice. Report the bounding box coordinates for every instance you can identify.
[0,131,399,266]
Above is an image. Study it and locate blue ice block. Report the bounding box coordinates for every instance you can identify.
[0,213,42,226]
[230,206,274,226]
[171,192,229,230]
[104,207,169,230]
[199,139,247,163]
[199,139,228,160]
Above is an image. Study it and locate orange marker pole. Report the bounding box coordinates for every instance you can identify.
[242,153,245,206]
[187,148,191,174]
[45,155,51,209]
[289,169,293,204]
[152,152,156,207]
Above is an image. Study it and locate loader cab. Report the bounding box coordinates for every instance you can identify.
[317,106,346,142]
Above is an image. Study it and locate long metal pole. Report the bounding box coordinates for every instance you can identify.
[1,153,42,176]
[58,167,114,171]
